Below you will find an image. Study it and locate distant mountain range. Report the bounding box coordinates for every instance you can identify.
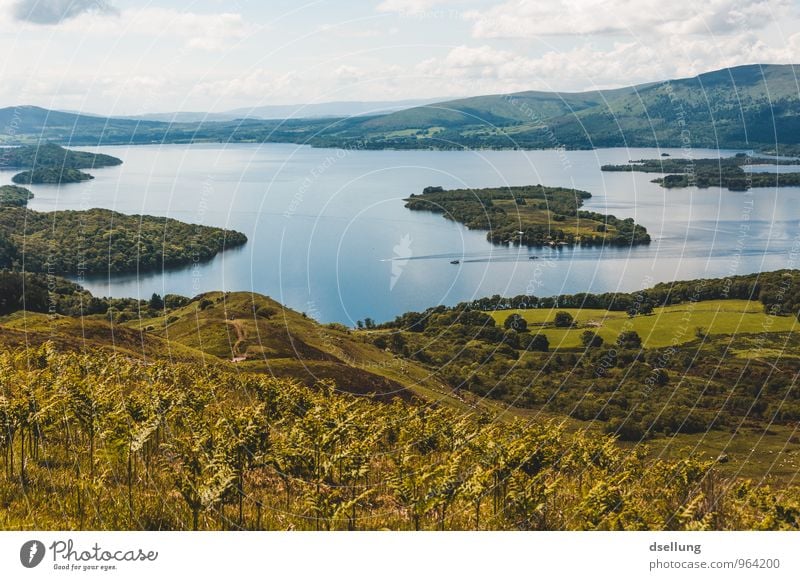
[1,64,798,153]
[119,98,448,123]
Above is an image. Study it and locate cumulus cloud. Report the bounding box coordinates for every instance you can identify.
[170,11,253,51]
[413,31,800,96]
[190,69,301,103]
[13,0,117,25]
[52,7,256,51]
[376,0,463,16]
[467,0,792,38]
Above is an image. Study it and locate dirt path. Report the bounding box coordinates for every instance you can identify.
[226,319,247,362]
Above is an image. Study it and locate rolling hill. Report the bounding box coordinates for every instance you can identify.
[122,98,446,123]
[2,271,800,530]
[325,64,800,151]
[0,276,462,407]
[1,64,798,152]
[358,85,641,132]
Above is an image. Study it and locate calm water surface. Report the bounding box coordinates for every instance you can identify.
[4,144,799,324]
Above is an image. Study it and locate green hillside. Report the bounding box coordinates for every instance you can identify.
[1,275,800,530]
[5,343,799,530]
[370,270,800,478]
[320,64,800,152]
[542,64,800,149]
[0,275,460,406]
[2,65,799,152]
[359,86,638,132]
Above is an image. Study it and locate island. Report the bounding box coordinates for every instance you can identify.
[12,167,94,184]
[405,185,650,247]
[0,142,122,185]
[0,206,247,274]
[0,184,34,207]
[601,154,800,191]
[0,146,245,274]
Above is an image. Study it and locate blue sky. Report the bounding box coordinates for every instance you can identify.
[0,0,797,114]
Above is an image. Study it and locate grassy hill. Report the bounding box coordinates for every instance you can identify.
[131,290,459,403]
[359,85,641,132]
[0,107,172,145]
[318,64,800,152]
[6,342,800,530]
[368,270,800,482]
[0,279,460,406]
[542,64,800,150]
[1,278,800,529]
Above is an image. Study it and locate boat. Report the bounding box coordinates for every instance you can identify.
[528,256,538,260]
[450,259,460,264]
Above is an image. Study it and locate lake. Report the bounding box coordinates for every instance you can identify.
[5,144,800,324]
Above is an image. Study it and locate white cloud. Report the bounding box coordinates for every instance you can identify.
[468,0,793,38]
[376,0,462,16]
[175,11,253,51]
[189,69,301,103]
[53,7,256,51]
[413,31,800,96]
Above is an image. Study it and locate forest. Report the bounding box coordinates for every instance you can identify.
[0,271,188,317]
[405,185,651,247]
[0,207,247,275]
[0,185,33,207]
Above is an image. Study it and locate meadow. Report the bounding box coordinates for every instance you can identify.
[487,299,799,350]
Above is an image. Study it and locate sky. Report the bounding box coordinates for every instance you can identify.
[0,0,798,115]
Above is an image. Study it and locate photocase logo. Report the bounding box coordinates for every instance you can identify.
[20,540,46,568]
[390,234,413,290]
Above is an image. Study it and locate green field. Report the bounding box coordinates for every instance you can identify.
[488,299,799,349]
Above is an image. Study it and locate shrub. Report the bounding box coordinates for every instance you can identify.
[525,333,549,352]
[164,294,189,309]
[553,311,574,328]
[504,313,528,332]
[616,330,642,349]
[326,322,350,333]
[581,330,603,348]
[256,306,278,319]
